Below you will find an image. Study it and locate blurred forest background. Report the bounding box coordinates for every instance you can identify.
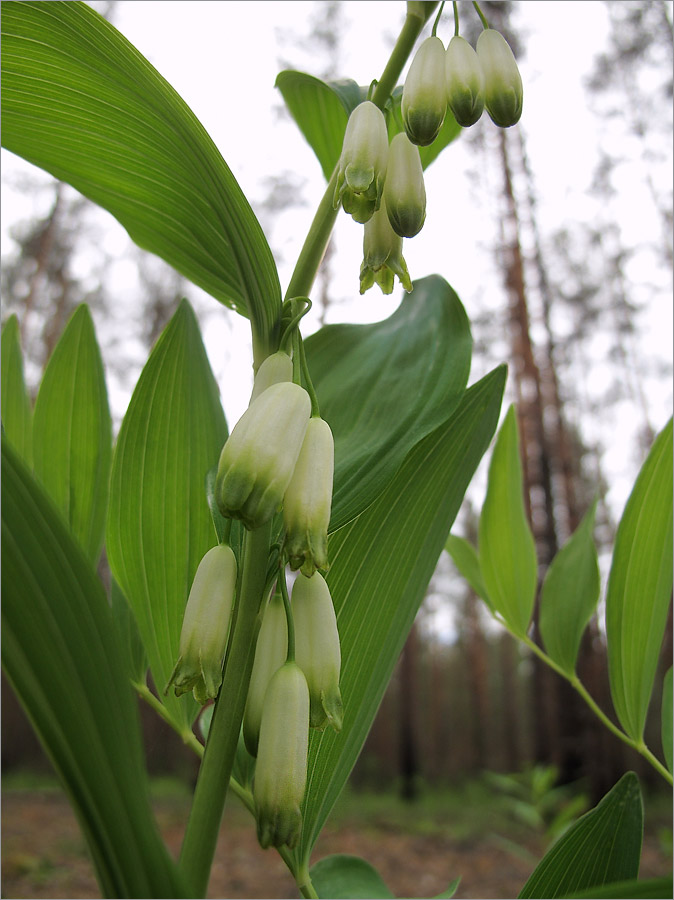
[2,0,672,830]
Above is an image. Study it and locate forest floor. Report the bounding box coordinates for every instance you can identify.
[2,775,671,899]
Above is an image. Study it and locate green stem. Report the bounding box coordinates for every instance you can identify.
[452,1,459,36]
[278,563,296,662]
[297,863,320,899]
[431,1,445,37]
[472,1,489,29]
[371,9,430,110]
[518,633,674,787]
[285,168,340,304]
[133,681,204,758]
[179,522,272,896]
[299,335,320,417]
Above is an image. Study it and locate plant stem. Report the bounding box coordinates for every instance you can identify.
[472,1,489,29]
[278,563,296,662]
[297,863,320,899]
[519,632,674,787]
[179,522,272,897]
[285,168,340,304]
[133,681,204,757]
[371,8,430,110]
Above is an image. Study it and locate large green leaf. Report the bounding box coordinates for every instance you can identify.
[567,877,673,899]
[478,405,538,636]
[292,365,506,865]
[605,419,673,741]
[539,501,600,676]
[1,438,187,898]
[276,71,461,182]
[310,854,393,899]
[306,276,472,531]
[106,300,227,731]
[1,1,281,352]
[1,313,32,465]
[518,772,643,899]
[32,305,111,565]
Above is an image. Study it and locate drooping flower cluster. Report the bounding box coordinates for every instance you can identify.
[335,21,522,296]
[169,347,342,851]
[248,572,343,849]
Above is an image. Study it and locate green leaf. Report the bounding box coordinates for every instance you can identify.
[307,276,472,531]
[1,437,187,898]
[292,365,506,864]
[111,578,147,686]
[539,501,600,675]
[1,1,281,351]
[518,772,643,899]
[434,877,462,899]
[32,305,111,565]
[566,877,673,899]
[310,854,393,899]
[276,73,461,182]
[106,300,227,731]
[1,313,32,465]
[276,71,361,181]
[606,419,673,741]
[661,667,672,774]
[479,405,537,636]
[445,534,490,606]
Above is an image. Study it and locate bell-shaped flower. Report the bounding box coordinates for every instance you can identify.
[476,29,523,127]
[253,661,309,850]
[166,544,237,704]
[445,35,485,127]
[293,572,343,732]
[216,382,311,530]
[359,201,413,296]
[249,350,293,404]
[383,132,426,238]
[283,417,334,576]
[333,101,388,224]
[243,591,288,757]
[401,35,447,146]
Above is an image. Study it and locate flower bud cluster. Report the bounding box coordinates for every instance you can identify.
[334,25,522,296]
[248,572,343,849]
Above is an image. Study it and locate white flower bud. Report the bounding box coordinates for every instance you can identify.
[333,101,389,224]
[243,591,288,757]
[249,351,293,404]
[402,36,447,146]
[476,29,523,127]
[383,132,426,238]
[359,201,413,296]
[445,35,485,127]
[293,572,343,732]
[283,417,334,576]
[253,661,309,850]
[166,544,237,703]
[216,382,310,529]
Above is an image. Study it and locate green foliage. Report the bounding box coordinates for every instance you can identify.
[1,1,282,354]
[1,438,186,899]
[518,772,643,899]
[566,877,674,899]
[310,854,393,899]
[444,533,490,606]
[106,300,228,732]
[478,404,538,636]
[605,419,673,742]
[539,500,600,676]
[306,277,472,531]
[1,314,32,465]
[292,366,505,865]
[276,72,461,183]
[32,305,111,565]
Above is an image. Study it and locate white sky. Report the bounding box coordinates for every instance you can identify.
[2,2,672,641]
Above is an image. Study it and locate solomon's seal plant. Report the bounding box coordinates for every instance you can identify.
[3,3,671,900]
